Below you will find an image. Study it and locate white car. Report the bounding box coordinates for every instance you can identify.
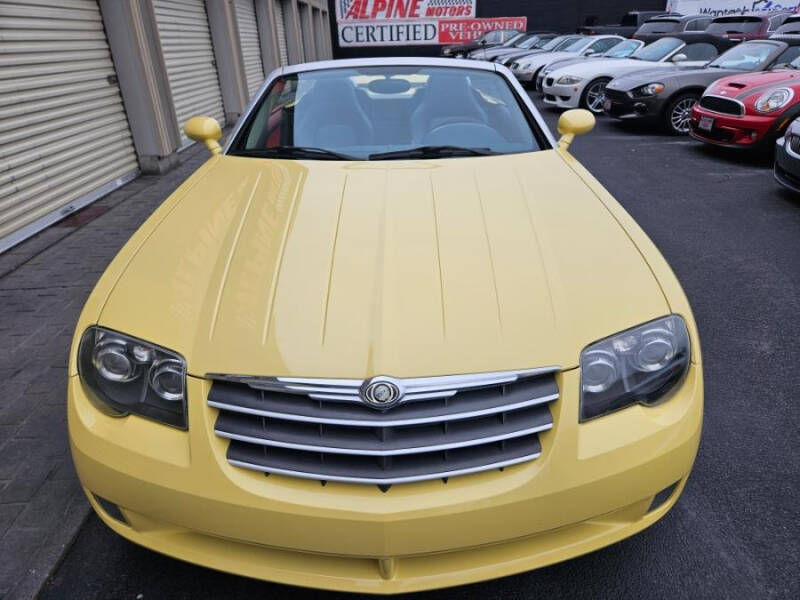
[510,35,624,84]
[541,36,717,114]
[535,39,645,92]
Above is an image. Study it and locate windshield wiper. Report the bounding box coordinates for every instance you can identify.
[229,146,357,160]
[368,145,497,160]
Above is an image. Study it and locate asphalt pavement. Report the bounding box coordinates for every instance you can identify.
[40,98,800,600]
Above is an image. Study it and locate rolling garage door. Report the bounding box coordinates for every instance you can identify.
[274,0,289,66]
[235,0,264,99]
[0,0,138,253]
[153,0,225,143]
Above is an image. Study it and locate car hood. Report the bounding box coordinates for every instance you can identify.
[704,68,800,100]
[100,152,668,379]
[607,66,738,91]
[550,58,674,79]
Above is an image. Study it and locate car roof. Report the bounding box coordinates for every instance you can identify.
[712,11,792,22]
[644,14,707,24]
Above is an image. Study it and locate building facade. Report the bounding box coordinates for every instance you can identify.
[0,0,332,253]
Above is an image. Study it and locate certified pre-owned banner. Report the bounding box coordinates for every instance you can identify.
[336,0,526,47]
[665,0,800,16]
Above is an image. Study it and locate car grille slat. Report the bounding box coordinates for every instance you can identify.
[208,368,559,486]
[789,134,800,154]
[698,95,744,116]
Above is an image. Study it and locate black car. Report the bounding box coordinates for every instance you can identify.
[604,36,800,135]
[441,29,520,58]
[633,14,713,43]
[579,10,676,36]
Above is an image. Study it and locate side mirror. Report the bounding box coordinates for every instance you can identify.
[671,53,688,63]
[584,49,597,56]
[557,109,595,150]
[479,39,487,45]
[185,116,223,156]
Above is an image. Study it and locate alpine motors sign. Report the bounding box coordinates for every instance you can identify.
[336,0,527,47]
[665,0,800,16]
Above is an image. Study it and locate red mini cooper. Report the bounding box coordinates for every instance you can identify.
[689,62,800,150]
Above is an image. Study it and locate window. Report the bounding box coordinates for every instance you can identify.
[709,42,776,70]
[769,14,787,32]
[233,66,542,160]
[636,20,680,34]
[633,37,684,62]
[681,43,720,62]
[602,40,642,58]
[774,46,800,67]
[685,18,711,32]
[588,38,622,54]
[706,17,763,35]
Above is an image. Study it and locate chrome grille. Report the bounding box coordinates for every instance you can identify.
[698,95,744,116]
[208,368,559,489]
[790,134,800,154]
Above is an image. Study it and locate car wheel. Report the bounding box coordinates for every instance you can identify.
[665,93,699,136]
[581,78,611,114]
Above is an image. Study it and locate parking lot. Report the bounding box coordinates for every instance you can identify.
[38,98,800,600]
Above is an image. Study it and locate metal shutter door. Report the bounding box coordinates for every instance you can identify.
[153,0,225,143]
[274,0,288,66]
[235,0,264,99]
[0,0,138,252]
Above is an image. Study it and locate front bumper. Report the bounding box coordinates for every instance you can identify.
[69,367,702,594]
[542,82,582,109]
[688,107,780,149]
[603,89,660,121]
[774,136,800,192]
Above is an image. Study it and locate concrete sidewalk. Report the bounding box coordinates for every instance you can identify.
[0,142,210,600]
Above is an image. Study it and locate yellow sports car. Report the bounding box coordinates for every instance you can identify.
[68,57,702,594]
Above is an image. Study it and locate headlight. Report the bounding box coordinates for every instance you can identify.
[755,88,794,114]
[78,327,187,428]
[557,75,583,85]
[635,82,665,97]
[580,315,690,421]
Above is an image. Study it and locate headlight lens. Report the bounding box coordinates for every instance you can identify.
[557,75,583,85]
[580,315,690,421]
[755,88,794,113]
[635,82,665,97]
[78,327,187,428]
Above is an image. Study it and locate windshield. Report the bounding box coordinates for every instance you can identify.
[602,39,642,57]
[518,35,545,49]
[501,33,525,47]
[708,42,775,70]
[706,17,762,35]
[531,36,554,48]
[637,19,681,34]
[562,37,593,53]
[632,37,683,61]
[231,66,541,161]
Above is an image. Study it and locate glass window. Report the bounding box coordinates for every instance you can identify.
[233,66,541,161]
[774,46,800,67]
[706,17,763,35]
[501,33,525,47]
[775,21,800,35]
[681,43,719,62]
[602,39,642,58]
[589,38,622,54]
[708,42,776,70]
[562,38,593,52]
[481,31,503,43]
[769,14,788,31]
[551,35,583,51]
[685,18,711,32]
[636,20,680,34]
[632,37,684,61]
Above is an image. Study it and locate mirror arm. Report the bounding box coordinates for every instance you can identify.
[205,139,223,155]
[558,133,576,150]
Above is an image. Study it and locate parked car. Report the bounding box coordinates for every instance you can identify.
[578,10,675,36]
[497,34,583,67]
[772,14,800,36]
[536,39,645,92]
[541,35,722,114]
[633,14,713,42]
[467,32,556,61]
[511,35,625,86]
[706,12,792,42]
[441,29,519,58]
[68,56,702,595]
[603,37,795,135]
[774,116,800,191]
[689,42,800,149]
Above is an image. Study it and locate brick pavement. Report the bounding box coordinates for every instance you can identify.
[0,141,210,600]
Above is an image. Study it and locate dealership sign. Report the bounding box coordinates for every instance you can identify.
[665,0,800,16]
[335,1,527,47]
